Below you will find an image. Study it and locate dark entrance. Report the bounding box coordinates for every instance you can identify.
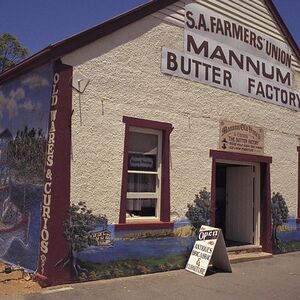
[210,150,273,253]
[215,163,255,247]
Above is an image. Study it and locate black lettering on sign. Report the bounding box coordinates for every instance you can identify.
[167,51,178,71]
[185,11,195,29]
[247,77,300,109]
[197,14,208,31]
[198,230,219,241]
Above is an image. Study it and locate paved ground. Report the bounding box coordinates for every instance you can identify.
[3,252,300,300]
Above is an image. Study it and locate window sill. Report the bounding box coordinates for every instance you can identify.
[115,221,174,231]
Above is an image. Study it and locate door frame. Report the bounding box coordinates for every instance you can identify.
[218,160,260,245]
[209,150,273,253]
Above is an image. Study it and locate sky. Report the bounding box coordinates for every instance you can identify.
[0,0,299,56]
[0,64,52,135]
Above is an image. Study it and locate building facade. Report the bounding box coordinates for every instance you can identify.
[0,0,299,286]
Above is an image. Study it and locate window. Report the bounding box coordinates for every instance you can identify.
[126,127,162,220]
[119,116,173,226]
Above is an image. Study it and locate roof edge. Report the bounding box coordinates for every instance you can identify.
[0,0,299,85]
[0,0,178,85]
[264,0,300,61]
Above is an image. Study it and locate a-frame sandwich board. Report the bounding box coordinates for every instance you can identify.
[186,225,232,276]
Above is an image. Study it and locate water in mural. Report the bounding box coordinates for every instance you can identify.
[0,64,52,270]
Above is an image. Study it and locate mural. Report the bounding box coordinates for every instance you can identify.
[60,190,300,283]
[61,191,211,282]
[0,64,53,271]
[275,219,300,253]
[56,201,108,280]
[271,192,300,253]
[70,218,195,282]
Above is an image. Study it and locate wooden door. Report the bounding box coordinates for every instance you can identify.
[226,166,254,244]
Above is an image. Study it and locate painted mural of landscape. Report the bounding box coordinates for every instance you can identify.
[64,190,300,282]
[271,192,300,254]
[0,64,52,270]
[274,219,300,253]
[68,215,300,282]
[55,201,197,281]
[75,221,196,281]
[62,190,211,281]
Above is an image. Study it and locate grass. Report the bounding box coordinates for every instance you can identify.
[116,225,195,241]
[279,240,300,253]
[173,225,195,237]
[117,229,174,240]
[77,253,189,281]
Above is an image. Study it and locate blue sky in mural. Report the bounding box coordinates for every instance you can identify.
[0,1,298,56]
[0,64,53,136]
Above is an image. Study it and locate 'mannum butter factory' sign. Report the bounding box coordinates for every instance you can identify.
[161,3,300,112]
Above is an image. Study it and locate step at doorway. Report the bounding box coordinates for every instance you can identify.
[227,245,272,264]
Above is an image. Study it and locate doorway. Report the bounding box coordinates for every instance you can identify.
[215,161,261,247]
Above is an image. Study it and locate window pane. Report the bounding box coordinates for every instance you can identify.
[128,154,157,172]
[127,173,156,192]
[128,132,158,154]
[126,198,157,217]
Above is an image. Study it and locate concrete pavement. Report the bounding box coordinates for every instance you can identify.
[6,251,300,300]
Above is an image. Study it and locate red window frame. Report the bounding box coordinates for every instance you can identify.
[117,116,173,230]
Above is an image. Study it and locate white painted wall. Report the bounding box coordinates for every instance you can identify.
[62,3,300,223]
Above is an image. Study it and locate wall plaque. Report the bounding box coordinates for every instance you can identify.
[219,120,264,155]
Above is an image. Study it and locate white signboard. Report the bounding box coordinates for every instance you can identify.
[185,225,231,276]
[161,3,300,112]
[184,4,292,68]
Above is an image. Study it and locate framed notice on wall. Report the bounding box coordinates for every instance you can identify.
[219,120,264,155]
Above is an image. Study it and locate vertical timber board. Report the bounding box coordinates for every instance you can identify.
[260,162,272,253]
[37,61,73,286]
